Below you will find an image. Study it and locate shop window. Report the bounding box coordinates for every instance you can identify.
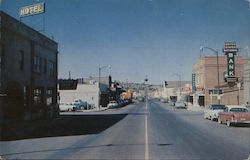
[34,88,42,105]
[46,88,53,106]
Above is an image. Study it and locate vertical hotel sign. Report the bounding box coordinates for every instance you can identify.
[19,3,45,17]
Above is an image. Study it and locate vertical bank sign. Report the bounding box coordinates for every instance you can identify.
[223,42,238,86]
[19,3,45,17]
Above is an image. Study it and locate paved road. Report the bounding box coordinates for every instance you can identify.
[0,100,250,159]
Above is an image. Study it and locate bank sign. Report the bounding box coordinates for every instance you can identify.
[227,52,235,76]
[223,42,238,86]
[19,3,45,17]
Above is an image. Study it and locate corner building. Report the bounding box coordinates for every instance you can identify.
[193,55,247,107]
[0,12,58,120]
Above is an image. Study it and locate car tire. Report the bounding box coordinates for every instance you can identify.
[226,121,231,127]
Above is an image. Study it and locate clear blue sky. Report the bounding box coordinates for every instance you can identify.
[1,0,249,84]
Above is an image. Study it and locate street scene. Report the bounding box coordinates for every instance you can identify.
[0,0,250,159]
[0,100,250,159]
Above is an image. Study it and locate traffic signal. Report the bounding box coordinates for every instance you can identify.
[164,81,168,87]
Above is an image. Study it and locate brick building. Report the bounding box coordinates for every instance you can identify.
[0,11,58,120]
[193,55,247,107]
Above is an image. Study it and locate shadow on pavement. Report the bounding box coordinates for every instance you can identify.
[1,143,173,157]
[0,114,127,141]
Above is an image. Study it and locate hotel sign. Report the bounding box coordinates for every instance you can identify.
[19,3,45,17]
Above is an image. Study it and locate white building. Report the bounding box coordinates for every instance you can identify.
[59,83,99,108]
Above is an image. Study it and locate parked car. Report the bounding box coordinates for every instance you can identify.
[72,99,89,111]
[117,99,129,107]
[169,100,176,106]
[59,103,74,112]
[218,105,250,127]
[107,100,119,109]
[160,98,168,103]
[204,104,226,121]
[175,101,187,109]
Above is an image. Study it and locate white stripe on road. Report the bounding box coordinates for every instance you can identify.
[145,116,149,160]
[145,98,149,160]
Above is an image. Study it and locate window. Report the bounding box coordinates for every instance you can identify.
[46,88,53,106]
[33,88,42,105]
[19,50,24,71]
[34,56,41,73]
[0,45,2,75]
[0,44,4,67]
[43,59,47,74]
[23,86,28,108]
[230,108,248,112]
[49,61,55,77]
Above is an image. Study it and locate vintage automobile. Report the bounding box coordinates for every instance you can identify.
[59,103,75,112]
[107,100,119,109]
[218,105,250,127]
[174,101,187,109]
[204,104,226,121]
[59,99,89,112]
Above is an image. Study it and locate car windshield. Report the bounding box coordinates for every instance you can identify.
[230,108,248,112]
[212,105,226,110]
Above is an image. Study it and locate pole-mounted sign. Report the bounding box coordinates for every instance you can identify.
[223,42,239,87]
[192,73,196,94]
[19,3,45,17]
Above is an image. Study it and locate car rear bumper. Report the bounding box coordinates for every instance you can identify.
[231,120,250,124]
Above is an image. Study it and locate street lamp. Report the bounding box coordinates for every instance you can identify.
[98,65,111,110]
[200,46,221,104]
[173,73,181,101]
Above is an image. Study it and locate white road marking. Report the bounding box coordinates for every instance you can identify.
[145,98,149,160]
[145,116,149,160]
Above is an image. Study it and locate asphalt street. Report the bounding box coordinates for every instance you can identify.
[0,100,250,160]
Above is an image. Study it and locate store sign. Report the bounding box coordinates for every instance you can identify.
[223,42,238,53]
[192,73,196,93]
[19,3,45,17]
[208,89,223,95]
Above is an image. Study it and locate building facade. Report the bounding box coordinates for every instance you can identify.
[244,62,250,103]
[0,12,58,119]
[59,77,111,109]
[193,55,247,107]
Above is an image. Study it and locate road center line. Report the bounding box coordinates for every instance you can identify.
[145,99,149,160]
[145,116,149,160]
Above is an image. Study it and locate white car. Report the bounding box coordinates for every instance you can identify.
[107,101,119,109]
[60,99,88,112]
[175,101,187,109]
[204,104,226,121]
[59,103,74,112]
